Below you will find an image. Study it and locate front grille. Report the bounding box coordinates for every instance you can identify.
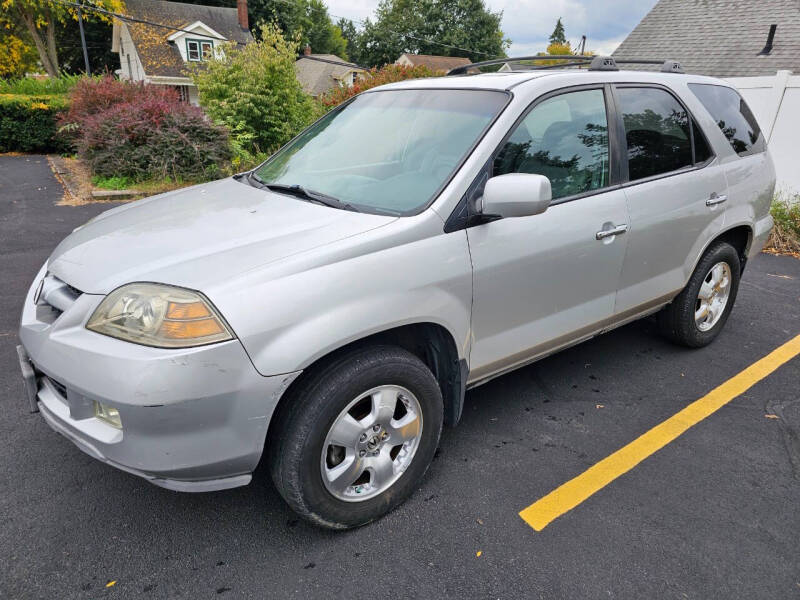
[35,274,82,323]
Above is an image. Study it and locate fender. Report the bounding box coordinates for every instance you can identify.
[209,222,474,378]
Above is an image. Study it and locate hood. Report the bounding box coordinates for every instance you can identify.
[48,178,397,294]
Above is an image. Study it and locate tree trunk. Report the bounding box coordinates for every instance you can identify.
[17,7,59,77]
[45,18,60,74]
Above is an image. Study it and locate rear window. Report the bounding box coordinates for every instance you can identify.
[688,83,766,156]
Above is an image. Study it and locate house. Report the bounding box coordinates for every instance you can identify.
[295,47,366,97]
[395,53,472,74]
[112,0,253,105]
[612,0,800,195]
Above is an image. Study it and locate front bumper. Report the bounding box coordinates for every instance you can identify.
[19,266,300,492]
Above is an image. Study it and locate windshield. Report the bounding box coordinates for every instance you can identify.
[254,89,509,215]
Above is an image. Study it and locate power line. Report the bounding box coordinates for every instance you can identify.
[48,0,498,59]
[47,0,247,44]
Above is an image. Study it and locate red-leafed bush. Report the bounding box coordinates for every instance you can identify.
[318,64,437,109]
[59,75,171,129]
[63,76,230,181]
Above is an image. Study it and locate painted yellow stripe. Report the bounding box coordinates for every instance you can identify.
[519,333,800,531]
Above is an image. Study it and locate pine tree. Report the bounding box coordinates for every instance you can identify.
[549,17,566,46]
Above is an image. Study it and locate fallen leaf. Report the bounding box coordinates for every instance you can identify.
[596,404,604,409]
[477,518,484,525]
[765,414,780,419]
[106,581,117,588]
[476,551,482,557]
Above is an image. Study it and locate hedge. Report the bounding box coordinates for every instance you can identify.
[0,94,69,153]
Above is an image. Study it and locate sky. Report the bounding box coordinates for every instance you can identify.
[324,0,659,57]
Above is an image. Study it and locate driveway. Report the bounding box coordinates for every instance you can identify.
[1,155,799,599]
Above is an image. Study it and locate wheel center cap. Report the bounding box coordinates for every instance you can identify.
[366,436,381,451]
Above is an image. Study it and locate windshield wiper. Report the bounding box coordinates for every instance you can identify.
[246,170,269,189]
[264,183,359,212]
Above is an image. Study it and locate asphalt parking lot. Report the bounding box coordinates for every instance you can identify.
[1,154,799,599]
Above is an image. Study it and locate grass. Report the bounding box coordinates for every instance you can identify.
[91,175,135,190]
[766,193,800,256]
[0,74,87,96]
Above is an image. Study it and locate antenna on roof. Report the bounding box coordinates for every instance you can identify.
[758,24,777,55]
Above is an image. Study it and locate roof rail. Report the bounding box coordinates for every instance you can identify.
[446,55,684,76]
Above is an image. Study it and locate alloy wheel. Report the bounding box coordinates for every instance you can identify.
[320,385,423,502]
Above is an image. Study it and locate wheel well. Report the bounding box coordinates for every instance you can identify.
[268,324,466,438]
[714,225,752,272]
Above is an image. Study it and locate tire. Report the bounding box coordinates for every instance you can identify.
[268,345,443,529]
[657,241,741,347]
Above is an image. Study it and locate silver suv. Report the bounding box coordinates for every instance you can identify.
[18,60,775,528]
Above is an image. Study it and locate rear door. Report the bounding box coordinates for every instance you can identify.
[467,85,630,382]
[612,84,728,316]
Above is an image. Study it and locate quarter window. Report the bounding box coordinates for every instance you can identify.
[494,89,609,200]
[692,118,713,163]
[688,83,766,156]
[617,87,693,181]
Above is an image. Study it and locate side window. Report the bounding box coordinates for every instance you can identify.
[688,83,766,156]
[493,88,609,200]
[616,87,693,181]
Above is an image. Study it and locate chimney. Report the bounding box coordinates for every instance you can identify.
[303,44,311,56]
[237,0,248,31]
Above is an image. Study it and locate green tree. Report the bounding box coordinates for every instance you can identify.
[336,18,363,65]
[0,16,38,78]
[0,0,122,77]
[358,0,509,68]
[246,0,347,57]
[549,17,566,46]
[305,0,347,58]
[189,24,320,158]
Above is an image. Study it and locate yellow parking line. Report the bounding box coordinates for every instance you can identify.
[519,333,800,532]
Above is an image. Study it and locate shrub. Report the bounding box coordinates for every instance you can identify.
[0,94,70,153]
[767,194,800,254]
[58,75,160,130]
[189,24,320,156]
[318,64,437,109]
[0,74,85,95]
[75,90,231,181]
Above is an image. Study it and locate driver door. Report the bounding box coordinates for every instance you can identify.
[467,86,630,382]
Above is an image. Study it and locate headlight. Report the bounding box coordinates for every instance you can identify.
[86,283,233,348]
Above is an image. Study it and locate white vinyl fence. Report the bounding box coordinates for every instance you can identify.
[725,70,799,199]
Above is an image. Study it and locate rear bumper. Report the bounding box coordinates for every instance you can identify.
[19,265,300,491]
[749,214,774,258]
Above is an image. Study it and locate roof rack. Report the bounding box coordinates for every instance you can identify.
[446,55,684,76]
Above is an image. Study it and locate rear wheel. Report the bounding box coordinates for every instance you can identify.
[658,241,741,347]
[268,345,443,529]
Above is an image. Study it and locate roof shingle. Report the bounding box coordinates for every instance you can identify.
[612,0,800,77]
[396,54,472,73]
[123,0,253,78]
[295,55,364,97]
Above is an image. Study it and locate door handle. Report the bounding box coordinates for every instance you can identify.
[596,224,628,240]
[706,194,728,206]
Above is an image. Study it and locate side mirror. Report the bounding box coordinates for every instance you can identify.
[479,173,552,218]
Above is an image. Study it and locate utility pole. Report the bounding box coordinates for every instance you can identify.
[78,1,91,75]
[579,35,586,55]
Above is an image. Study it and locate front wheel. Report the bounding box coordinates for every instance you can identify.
[657,241,741,347]
[268,345,443,529]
